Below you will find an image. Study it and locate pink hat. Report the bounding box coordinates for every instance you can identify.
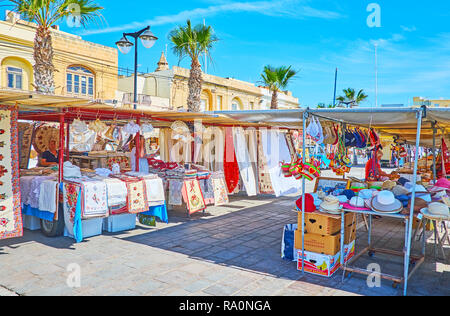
[429,178,450,193]
[342,197,371,211]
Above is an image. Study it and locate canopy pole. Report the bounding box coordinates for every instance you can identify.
[66,122,70,162]
[301,110,308,275]
[135,117,141,172]
[432,122,437,183]
[403,107,423,296]
[58,113,65,183]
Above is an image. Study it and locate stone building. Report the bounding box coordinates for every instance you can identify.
[0,11,118,101]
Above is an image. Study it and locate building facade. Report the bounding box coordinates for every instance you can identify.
[0,11,118,101]
[117,52,300,111]
[413,97,450,108]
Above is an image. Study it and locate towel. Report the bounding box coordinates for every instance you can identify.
[104,178,127,207]
[38,180,58,214]
[233,127,257,196]
[144,177,165,206]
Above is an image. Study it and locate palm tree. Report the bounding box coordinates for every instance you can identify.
[317,103,336,109]
[336,88,368,108]
[7,0,103,94]
[169,20,218,112]
[261,65,297,110]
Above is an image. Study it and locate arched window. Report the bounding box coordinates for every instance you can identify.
[66,66,95,97]
[2,56,33,91]
[231,97,243,111]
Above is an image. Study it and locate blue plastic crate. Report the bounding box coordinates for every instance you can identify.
[103,213,136,233]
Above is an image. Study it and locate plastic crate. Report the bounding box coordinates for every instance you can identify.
[22,214,41,231]
[103,213,136,233]
[64,217,103,240]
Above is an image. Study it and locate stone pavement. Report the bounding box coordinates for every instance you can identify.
[0,169,449,296]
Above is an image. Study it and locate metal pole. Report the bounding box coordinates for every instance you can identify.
[432,122,437,182]
[136,117,141,172]
[301,110,307,274]
[403,107,423,296]
[333,68,338,107]
[58,113,65,183]
[134,37,139,110]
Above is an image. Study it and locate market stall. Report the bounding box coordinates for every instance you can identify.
[209,106,450,296]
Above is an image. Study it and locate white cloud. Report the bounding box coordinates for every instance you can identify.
[82,0,344,35]
[400,25,417,32]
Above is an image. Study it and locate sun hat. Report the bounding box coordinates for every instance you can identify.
[368,190,403,213]
[428,178,450,193]
[320,195,342,214]
[407,184,431,202]
[296,194,317,213]
[382,180,397,191]
[397,177,409,186]
[342,196,370,211]
[402,198,429,215]
[336,195,349,203]
[432,190,448,199]
[441,196,450,207]
[392,185,410,197]
[396,195,410,207]
[342,189,356,201]
[421,202,449,218]
[359,189,375,200]
[310,193,323,207]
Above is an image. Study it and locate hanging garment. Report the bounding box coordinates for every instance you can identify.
[38,180,58,215]
[223,127,240,194]
[233,127,257,197]
[261,129,300,197]
[257,131,275,195]
[70,178,109,219]
[211,172,229,206]
[63,182,83,242]
[199,178,215,205]
[182,179,206,214]
[168,179,183,206]
[143,176,165,207]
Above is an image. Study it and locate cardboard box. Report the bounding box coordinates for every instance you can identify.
[298,211,357,236]
[294,225,356,255]
[296,240,356,277]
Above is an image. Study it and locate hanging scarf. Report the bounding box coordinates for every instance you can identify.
[223,127,240,194]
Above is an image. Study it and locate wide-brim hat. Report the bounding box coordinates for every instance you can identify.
[401,198,429,215]
[320,196,342,214]
[342,196,370,211]
[368,190,403,213]
[359,189,376,200]
[392,185,410,196]
[296,194,317,213]
[382,180,397,191]
[421,202,449,219]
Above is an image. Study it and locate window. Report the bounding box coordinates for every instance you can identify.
[217,95,223,110]
[6,67,23,89]
[66,66,95,97]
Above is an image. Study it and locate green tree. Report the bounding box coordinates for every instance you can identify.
[261,65,298,110]
[336,88,368,108]
[169,20,218,112]
[7,0,103,94]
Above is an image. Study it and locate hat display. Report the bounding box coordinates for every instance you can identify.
[368,190,403,214]
[407,184,431,202]
[309,193,323,207]
[381,180,396,191]
[342,196,370,211]
[296,194,317,213]
[421,202,450,219]
[320,195,342,214]
[392,185,410,197]
[336,195,349,203]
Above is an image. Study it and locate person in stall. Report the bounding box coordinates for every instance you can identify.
[365,149,392,181]
[40,139,59,167]
[130,135,149,174]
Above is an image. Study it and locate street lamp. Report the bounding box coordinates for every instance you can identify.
[116,26,158,109]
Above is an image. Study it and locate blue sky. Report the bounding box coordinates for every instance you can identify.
[61,0,449,107]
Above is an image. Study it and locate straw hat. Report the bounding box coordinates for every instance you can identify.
[421,202,449,219]
[32,125,59,154]
[320,195,342,214]
[368,190,403,213]
[401,198,429,215]
[382,180,397,191]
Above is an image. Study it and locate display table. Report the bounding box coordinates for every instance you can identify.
[339,208,425,289]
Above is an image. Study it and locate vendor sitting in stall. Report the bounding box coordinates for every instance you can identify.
[40,139,59,167]
[365,149,392,181]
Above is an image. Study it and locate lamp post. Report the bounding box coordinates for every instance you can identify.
[116,26,158,110]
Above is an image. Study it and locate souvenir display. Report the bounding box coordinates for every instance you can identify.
[18,122,34,169]
[32,124,59,155]
[0,107,22,240]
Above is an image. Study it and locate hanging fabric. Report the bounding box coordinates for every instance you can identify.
[223,127,240,194]
[233,127,257,196]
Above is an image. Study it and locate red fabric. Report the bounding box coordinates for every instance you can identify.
[223,127,240,194]
[365,157,381,181]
